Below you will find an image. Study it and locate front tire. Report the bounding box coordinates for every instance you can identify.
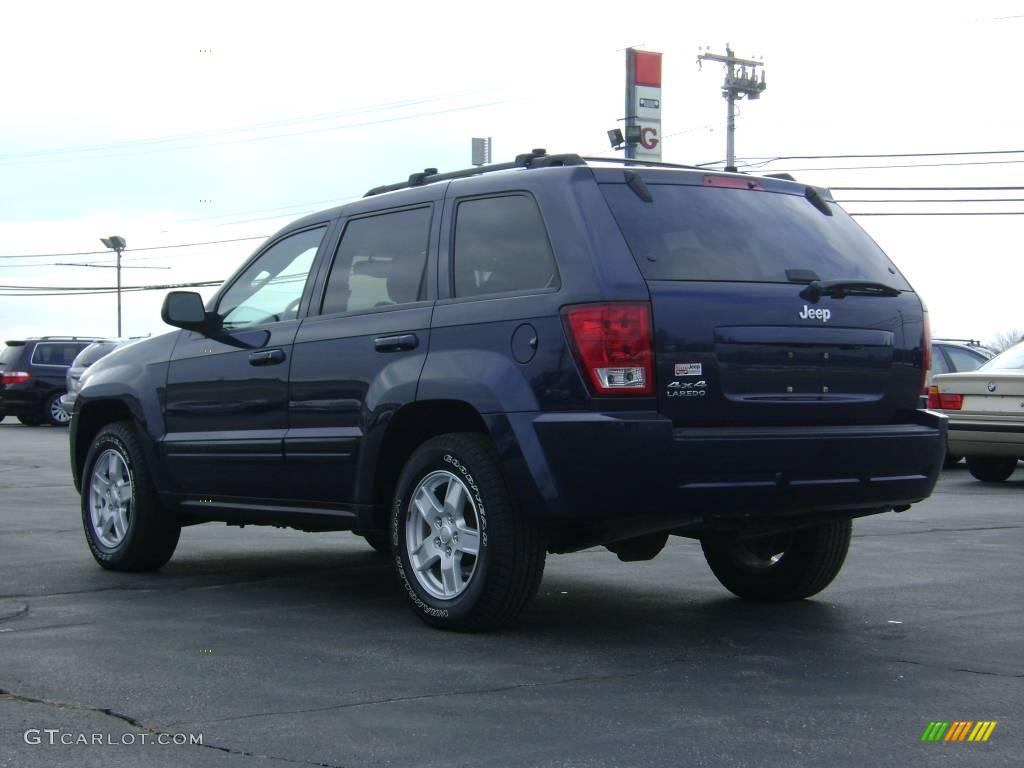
[81,421,180,571]
[701,519,852,601]
[965,456,1018,483]
[361,531,391,555]
[17,416,42,426]
[391,433,546,631]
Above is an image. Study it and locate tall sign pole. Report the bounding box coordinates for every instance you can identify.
[697,45,766,171]
[624,48,662,161]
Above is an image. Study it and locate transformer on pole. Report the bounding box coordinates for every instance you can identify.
[697,45,766,171]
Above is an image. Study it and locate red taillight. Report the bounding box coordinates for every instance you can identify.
[920,308,932,392]
[562,303,654,396]
[927,385,963,410]
[0,371,31,385]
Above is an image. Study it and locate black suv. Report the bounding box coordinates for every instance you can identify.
[1,337,101,426]
[70,151,945,630]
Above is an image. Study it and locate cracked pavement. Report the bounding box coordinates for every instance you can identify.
[0,423,1021,767]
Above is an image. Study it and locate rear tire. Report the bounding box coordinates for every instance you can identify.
[943,451,963,468]
[701,519,852,601]
[17,416,42,426]
[81,421,180,571]
[391,432,546,631]
[44,391,71,427]
[965,456,1018,483]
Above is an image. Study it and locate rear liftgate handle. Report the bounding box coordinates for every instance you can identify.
[248,349,286,366]
[374,334,419,353]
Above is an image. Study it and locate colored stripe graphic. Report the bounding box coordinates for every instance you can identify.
[968,721,997,742]
[945,721,972,741]
[921,721,997,742]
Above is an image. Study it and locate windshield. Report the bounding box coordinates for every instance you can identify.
[601,183,912,289]
[981,341,1024,371]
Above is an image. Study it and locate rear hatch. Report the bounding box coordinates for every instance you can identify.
[0,341,27,398]
[600,172,925,426]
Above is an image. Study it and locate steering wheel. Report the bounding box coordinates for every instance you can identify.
[281,296,302,320]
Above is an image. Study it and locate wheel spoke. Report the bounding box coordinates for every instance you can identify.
[116,483,132,503]
[440,555,462,596]
[454,525,479,556]
[107,452,119,480]
[443,478,466,518]
[413,488,443,525]
[112,509,127,541]
[410,537,440,572]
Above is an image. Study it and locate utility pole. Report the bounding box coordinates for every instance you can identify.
[100,236,127,336]
[697,45,766,171]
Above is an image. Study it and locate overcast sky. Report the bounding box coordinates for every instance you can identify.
[2,0,1022,345]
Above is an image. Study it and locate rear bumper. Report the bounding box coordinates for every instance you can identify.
[0,387,46,416]
[509,409,946,526]
[947,420,1024,457]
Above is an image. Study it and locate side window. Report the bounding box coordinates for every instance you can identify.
[929,346,950,374]
[321,207,431,315]
[31,343,76,366]
[945,346,985,372]
[218,227,326,330]
[453,195,558,298]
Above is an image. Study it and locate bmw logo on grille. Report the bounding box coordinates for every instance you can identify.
[987,382,997,392]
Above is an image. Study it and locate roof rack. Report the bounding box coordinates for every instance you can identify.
[578,156,708,171]
[364,148,586,197]
[932,338,990,347]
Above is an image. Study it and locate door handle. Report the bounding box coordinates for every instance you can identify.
[248,349,286,366]
[374,334,418,353]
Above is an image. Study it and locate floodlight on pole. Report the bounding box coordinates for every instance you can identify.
[100,236,127,336]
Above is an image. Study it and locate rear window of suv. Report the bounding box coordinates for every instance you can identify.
[31,343,85,366]
[600,183,911,289]
[0,344,23,366]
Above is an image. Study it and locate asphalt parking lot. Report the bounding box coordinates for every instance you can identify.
[0,423,1021,768]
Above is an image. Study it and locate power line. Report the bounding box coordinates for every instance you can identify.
[0,99,515,166]
[0,280,222,297]
[744,148,1024,163]
[0,235,268,260]
[769,158,1024,172]
[832,185,1024,191]
[0,92,480,161]
[849,211,1024,216]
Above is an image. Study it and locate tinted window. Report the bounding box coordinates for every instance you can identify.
[944,345,986,372]
[453,195,558,298]
[601,184,911,288]
[0,344,23,366]
[929,346,950,375]
[31,343,82,366]
[218,227,325,330]
[321,207,431,315]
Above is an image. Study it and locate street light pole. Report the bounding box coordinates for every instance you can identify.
[100,236,127,336]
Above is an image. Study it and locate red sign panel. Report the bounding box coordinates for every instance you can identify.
[634,51,662,87]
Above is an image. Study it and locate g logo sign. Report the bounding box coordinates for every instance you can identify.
[641,127,659,150]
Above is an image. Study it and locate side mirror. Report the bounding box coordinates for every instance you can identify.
[161,291,213,333]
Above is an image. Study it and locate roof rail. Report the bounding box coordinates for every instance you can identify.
[36,335,106,341]
[932,337,990,347]
[578,156,708,171]
[364,148,585,197]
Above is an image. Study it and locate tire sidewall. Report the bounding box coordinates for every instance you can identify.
[391,442,491,626]
[81,429,141,567]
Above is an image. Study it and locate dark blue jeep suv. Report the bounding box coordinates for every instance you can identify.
[70,151,945,630]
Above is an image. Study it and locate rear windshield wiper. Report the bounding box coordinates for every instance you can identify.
[799,279,901,301]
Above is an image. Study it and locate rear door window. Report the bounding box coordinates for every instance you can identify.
[601,183,911,289]
[944,345,986,372]
[452,194,558,298]
[320,206,432,315]
[31,343,81,366]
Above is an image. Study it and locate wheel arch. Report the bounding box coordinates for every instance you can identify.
[72,398,163,492]
[361,400,489,529]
